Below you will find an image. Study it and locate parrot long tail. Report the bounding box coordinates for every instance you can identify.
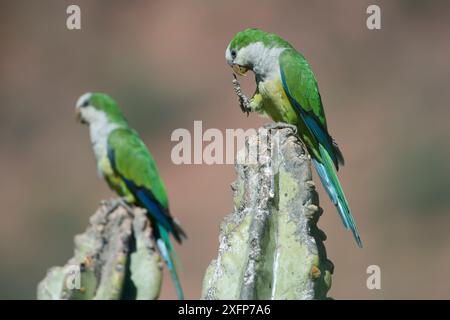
[312,144,362,247]
[155,224,184,299]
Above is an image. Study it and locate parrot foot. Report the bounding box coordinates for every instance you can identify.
[264,122,297,134]
[103,197,135,216]
[263,122,308,154]
[232,74,251,116]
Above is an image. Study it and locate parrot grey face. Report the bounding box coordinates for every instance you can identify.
[76,92,94,125]
[225,45,250,76]
[76,92,128,133]
[76,92,124,162]
[227,28,292,79]
[226,42,284,81]
[75,92,108,126]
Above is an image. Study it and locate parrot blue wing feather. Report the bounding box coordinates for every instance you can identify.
[156,226,184,299]
[312,159,350,229]
[280,67,362,247]
[123,178,174,232]
[314,147,362,247]
[131,183,184,298]
[280,67,339,168]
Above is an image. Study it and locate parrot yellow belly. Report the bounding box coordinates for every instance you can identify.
[98,153,135,202]
[258,77,298,124]
[258,76,321,160]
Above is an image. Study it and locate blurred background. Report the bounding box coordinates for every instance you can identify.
[1,0,450,299]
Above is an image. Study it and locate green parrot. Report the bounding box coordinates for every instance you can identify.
[226,28,362,247]
[76,92,187,298]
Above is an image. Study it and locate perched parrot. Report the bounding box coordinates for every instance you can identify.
[226,28,362,247]
[76,92,187,298]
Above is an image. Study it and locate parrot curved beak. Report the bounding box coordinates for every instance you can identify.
[75,107,86,124]
[232,64,248,76]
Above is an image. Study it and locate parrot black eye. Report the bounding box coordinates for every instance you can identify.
[82,100,89,107]
[231,49,237,59]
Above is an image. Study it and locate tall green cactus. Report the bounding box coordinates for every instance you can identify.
[202,124,333,300]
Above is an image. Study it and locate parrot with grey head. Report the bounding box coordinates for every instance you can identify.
[226,28,362,247]
[76,92,187,298]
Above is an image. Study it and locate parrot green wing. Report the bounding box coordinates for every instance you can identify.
[107,127,169,208]
[279,48,343,168]
[279,48,327,128]
[107,128,187,297]
[279,49,361,246]
[107,128,186,243]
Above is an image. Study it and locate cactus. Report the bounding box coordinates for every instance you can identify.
[37,202,162,300]
[38,124,334,300]
[201,124,333,300]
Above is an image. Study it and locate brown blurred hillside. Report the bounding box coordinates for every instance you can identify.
[1,0,450,299]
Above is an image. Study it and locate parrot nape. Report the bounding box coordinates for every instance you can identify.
[225,28,362,247]
[76,92,187,298]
